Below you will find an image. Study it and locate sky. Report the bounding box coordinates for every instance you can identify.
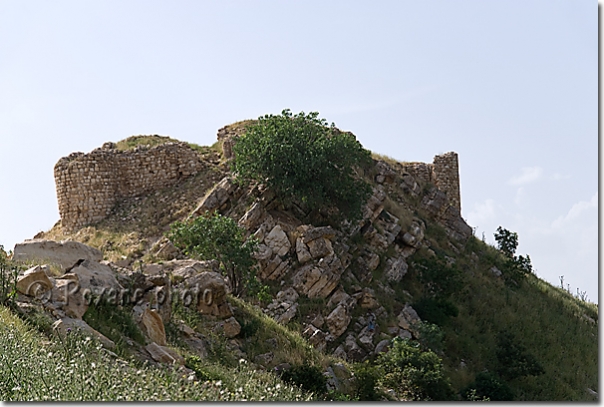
[0,1,598,302]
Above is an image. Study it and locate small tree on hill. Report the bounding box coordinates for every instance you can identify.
[232,109,373,222]
[167,212,264,299]
[494,226,518,258]
[493,226,533,285]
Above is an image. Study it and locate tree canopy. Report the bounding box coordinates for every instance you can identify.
[232,109,372,222]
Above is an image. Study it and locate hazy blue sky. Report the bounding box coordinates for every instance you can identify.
[0,1,598,301]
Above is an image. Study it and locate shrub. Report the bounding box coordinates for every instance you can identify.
[496,332,544,380]
[412,297,458,326]
[351,361,382,401]
[167,212,265,298]
[462,371,514,401]
[0,246,19,307]
[232,109,373,222]
[415,256,463,298]
[376,338,455,401]
[412,321,445,353]
[279,363,327,396]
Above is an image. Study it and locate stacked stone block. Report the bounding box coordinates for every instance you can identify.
[401,152,461,213]
[54,141,204,231]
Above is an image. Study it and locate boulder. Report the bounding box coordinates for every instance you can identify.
[490,266,502,277]
[145,342,185,365]
[343,334,366,362]
[306,237,334,259]
[13,240,103,271]
[52,317,115,350]
[358,289,379,309]
[326,303,351,338]
[375,339,391,355]
[302,324,327,352]
[51,274,89,319]
[275,302,298,325]
[16,265,53,297]
[276,287,299,303]
[295,238,312,264]
[186,271,232,318]
[385,256,408,283]
[222,317,241,338]
[140,307,167,346]
[71,260,123,297]
[397,304,421,331]
[264,225,291,257]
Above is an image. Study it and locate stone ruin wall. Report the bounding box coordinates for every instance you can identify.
[401,151,461,213]
[54,141,204,231]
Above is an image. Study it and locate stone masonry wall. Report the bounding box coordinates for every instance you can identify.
[431,152,461,213]
[55,141,204,231]
[401,151,461,213]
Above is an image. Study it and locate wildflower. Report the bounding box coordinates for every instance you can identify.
[275,383,281,390]
[91,362,96,368]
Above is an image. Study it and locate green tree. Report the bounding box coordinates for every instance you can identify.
[494,226,518,258]
[232,109,373,222]
[376,338,454,401]
[167,212,261,298]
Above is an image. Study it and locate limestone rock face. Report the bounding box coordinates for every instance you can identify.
[16,265,53,296]
[192,176,237,216]
[264,225,291,257]
[326,303,351,338]
[238,201,265,230]
[13,240,103,271]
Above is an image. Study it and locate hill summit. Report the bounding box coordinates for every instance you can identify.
[4,117,598,401]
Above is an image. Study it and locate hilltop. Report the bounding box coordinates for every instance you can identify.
[1,115,598,401]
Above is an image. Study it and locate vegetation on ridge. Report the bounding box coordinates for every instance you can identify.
[232,109,373,222]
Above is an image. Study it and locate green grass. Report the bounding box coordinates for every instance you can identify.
[427,238,598,401]
[0,305,313,401]
[115,135,180,151]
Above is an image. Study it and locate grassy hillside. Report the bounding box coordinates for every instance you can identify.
[3,130,597,401]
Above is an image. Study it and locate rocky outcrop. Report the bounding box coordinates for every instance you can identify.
[326,303,351,338]
[13,240,103,271]
[192,176,238,216]
[16,265,53,296]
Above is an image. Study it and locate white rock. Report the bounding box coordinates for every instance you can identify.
[264,225,291,257]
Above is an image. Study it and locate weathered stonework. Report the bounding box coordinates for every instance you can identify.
[54,140,204,231]
[401,152,461,213]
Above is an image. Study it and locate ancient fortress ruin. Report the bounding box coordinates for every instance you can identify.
[54,130,462,232]
[54,141,204,231]
[400,152,461,213]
